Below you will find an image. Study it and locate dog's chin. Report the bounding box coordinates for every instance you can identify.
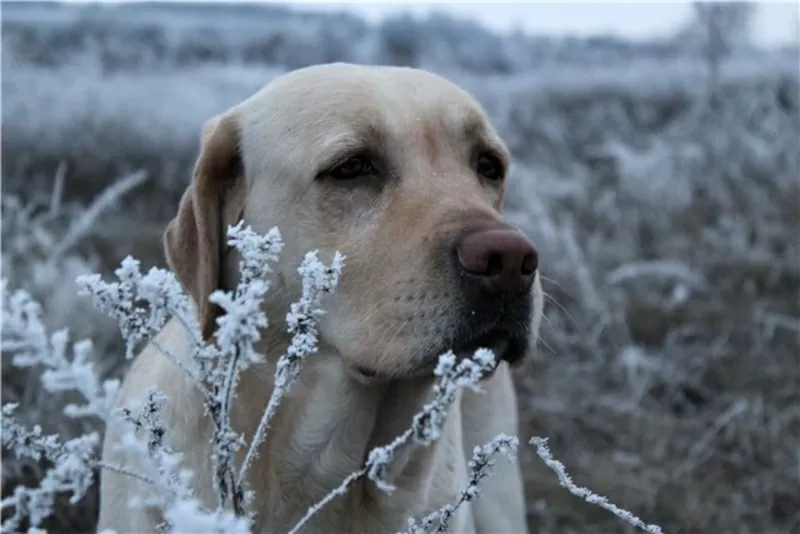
[347,364,391,385]
[358,330,528,384]
[411,333,528,381]
[345,328,531,385]
[347,360,436,385]
[450,330,529,375]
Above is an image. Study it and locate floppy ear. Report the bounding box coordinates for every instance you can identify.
[164,112,246,341]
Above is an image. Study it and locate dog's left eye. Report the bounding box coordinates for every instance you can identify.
[476,152,505,181]
[329,156,375,181]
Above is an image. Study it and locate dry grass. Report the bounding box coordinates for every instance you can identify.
[2,4,799,533]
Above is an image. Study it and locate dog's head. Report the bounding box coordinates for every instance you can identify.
[165,63,543,381]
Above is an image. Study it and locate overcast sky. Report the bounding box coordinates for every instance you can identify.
[287,1,799,48]
[56,1,800,48]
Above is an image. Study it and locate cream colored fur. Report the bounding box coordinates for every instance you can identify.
[97,63,542,534]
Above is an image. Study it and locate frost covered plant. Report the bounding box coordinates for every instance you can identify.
[404,434,519,534]
[74,221,345,517]
[531,437,664,534]
[1,221,663,534]
[411,349,498,447]
[0,284,120,532]
[238,249,344,486]
[109,389,251,534]
[368,349,501,493]
[201,224,285,513]
[1,222,348,532]
[1,284,121,420]
[0,404,99,532]
[0,284,242,533]
[287,348,501,534]
[115,390,190,509]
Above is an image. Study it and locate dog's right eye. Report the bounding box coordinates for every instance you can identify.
[329,156,375,181]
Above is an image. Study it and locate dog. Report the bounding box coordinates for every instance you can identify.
[97,62,543,534]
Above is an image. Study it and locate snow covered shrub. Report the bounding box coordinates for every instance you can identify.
[11,5,791,531]
[1,222,662,533]
[0,223,495,532]
[0,170,149,530]
[1,169,148,345]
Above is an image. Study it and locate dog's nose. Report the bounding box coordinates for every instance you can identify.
[456,228,538,296]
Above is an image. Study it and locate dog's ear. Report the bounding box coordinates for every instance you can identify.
[164,112,246,341]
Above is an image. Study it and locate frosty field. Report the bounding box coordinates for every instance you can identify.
[2,3,799,533]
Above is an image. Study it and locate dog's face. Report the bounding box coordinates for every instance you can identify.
[165,63,543,381]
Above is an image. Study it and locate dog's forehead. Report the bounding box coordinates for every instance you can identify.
[239,64,489,140]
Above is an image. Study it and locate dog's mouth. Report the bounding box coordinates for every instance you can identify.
[399,324,528,381]
[450,326,528,366]
[351,294,533,383]
[351,329,526,384]
[354,366,380,379]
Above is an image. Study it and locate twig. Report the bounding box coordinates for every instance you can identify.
[49,161,67,218]
[46,170,148,266]
[288,349,497,534]
[96,461,160,488]
[404,434,519,534]
[531,436,663,534]
[237,251,344,487]
[606,259,707,289]
[672,398,748,479]
[287,467,369,534]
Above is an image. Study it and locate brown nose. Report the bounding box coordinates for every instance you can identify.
[456,227,538,296]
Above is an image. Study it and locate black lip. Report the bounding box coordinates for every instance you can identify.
[449,288,532,351]
[452,327,509,354]
[451,327,529,365]
[392,324,530,382]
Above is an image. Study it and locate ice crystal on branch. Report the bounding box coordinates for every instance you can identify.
[2,287,120,421]
[531,436,664,534]
[238,249,345,487]
[287,348,497,534]
[1,405,99,532]
[1,219,665,534]
[404,433,519,534]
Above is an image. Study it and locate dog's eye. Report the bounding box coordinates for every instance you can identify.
[476,152,505,181]
[329,156,375,181]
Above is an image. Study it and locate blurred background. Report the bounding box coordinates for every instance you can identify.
[1,1,798,533]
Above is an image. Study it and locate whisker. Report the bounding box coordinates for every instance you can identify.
[542,290,579,330]
[538,274,573,297]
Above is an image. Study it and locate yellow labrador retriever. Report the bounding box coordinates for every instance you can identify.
[98,63,543,534]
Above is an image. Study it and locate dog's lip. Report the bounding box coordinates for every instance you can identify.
[355,365,379,378]
[451,327,512,358]
[349,330,516,383]
[417,327,516,374]
[348,363,383,382]
[454,336,508,364]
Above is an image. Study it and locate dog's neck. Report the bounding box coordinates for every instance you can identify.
[233,337,461,531]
